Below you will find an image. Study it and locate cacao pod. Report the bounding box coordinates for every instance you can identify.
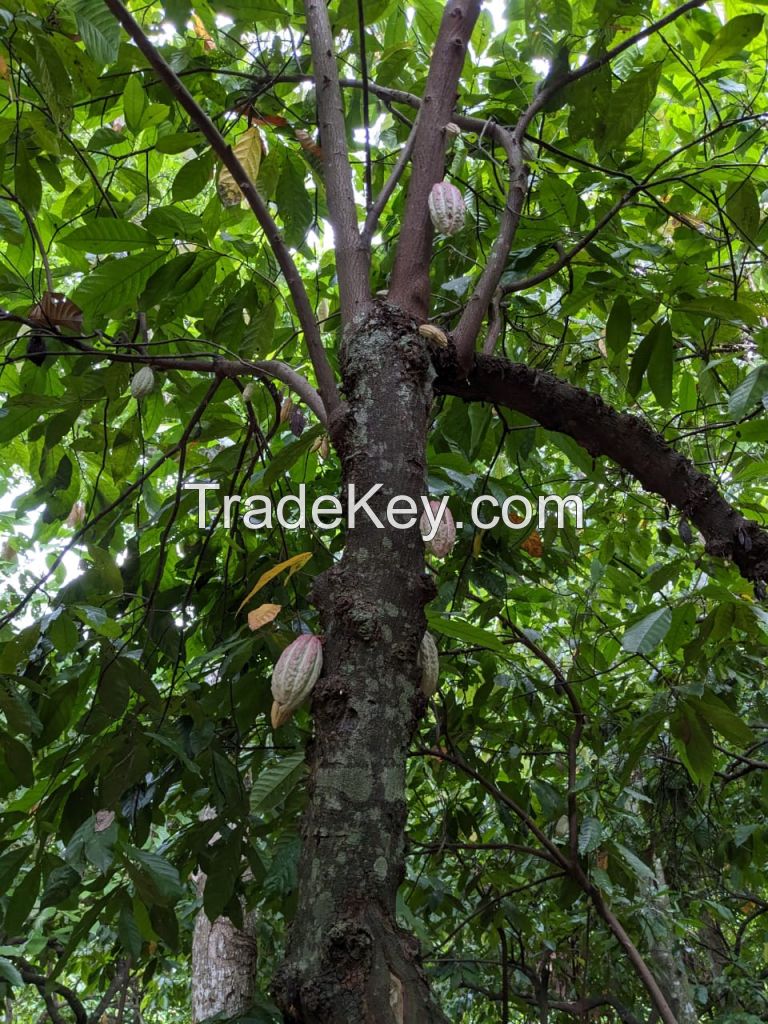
[290,407,306,437]
[428,181,466,236]
[420,500,456,558]
[242,382,255,402]
[130,365,155,399]
[417,631,439,697]
[418,323,448,347]
[270,633,323,727]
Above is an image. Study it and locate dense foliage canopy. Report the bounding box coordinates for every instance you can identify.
[0,0,767,1021]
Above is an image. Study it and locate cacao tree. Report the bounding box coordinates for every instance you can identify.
[0,1,767,1022]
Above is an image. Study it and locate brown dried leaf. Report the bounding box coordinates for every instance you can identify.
[28,291,83,334]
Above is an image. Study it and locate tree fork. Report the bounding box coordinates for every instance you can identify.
[273,304,447,1023]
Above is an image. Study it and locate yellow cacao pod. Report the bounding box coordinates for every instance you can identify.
[417,631,439,697]
[271,700,295,729]
[270,634,323,725]
[418,323,448,347]
[420,500,456,558]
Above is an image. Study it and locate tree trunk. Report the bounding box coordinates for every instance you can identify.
[273,304,447,1023]
[191,809,258,1023]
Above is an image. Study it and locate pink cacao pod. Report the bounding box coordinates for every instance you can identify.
[270,633,323,727]
[420,500,456,558]
[428,181,466,236]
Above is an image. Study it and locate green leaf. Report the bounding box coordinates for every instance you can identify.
[646,319,673,408]
[70,0,121,66]
[262,425,324,487]
[123,74,148,135]
[72,252,167,319]
[0,199,25,245]
[628,320,667,398]
[605,295,631,360]
[701,14,764,68]
[61,220,156,253]
[426,613,507,653]
[728,364,768,418]
[125,848,184,907]
[621,607,672,654]
[674,296,759,325]
[671,708,714,788]
[577,816,602,855]
[172,153,214,202]
[250,752,306,812]
[691,692,754,747]
[276,152,313,248]
[15,145,41,215]
[726,180,761,242]
[599,62,663,152]
[613,842,655,882]
[0,958,23,989]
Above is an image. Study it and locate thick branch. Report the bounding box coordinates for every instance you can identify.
[304,0,370,325]
[388,0,482,318]
[434,352,768,583]
[102,0,339,414]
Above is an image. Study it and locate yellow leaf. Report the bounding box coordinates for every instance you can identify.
[237,552,312,613]
[192,12,215,50]
[472,530,484,557]
[247,603,281,631]
[218,127,262,207]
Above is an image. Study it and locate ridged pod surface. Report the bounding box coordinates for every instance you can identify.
[270,633,323,727]
[417,631,439,697]
[420,500,456,558]
[428,181,466,236]
[130,366,155,399]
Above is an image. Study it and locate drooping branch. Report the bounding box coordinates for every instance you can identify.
[304,0,371,325]
[434,351,768,583]
[102,0,339,414]
[0,311,327,423]
[387,0,482,318]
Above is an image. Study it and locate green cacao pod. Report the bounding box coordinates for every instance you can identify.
[130,365,155,399]
[270,633,323,727]
[417,631,439,697]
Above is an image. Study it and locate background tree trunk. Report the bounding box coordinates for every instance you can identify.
[191,808,258,1023]
[273,304,447,1023]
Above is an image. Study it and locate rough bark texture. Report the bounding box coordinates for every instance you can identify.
[191,809,258,1023]
[191,910,258,1023]
[434,351,768,583]
[273,304,447,1023]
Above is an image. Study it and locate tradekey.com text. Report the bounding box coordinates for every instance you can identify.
[185,483,584,538]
